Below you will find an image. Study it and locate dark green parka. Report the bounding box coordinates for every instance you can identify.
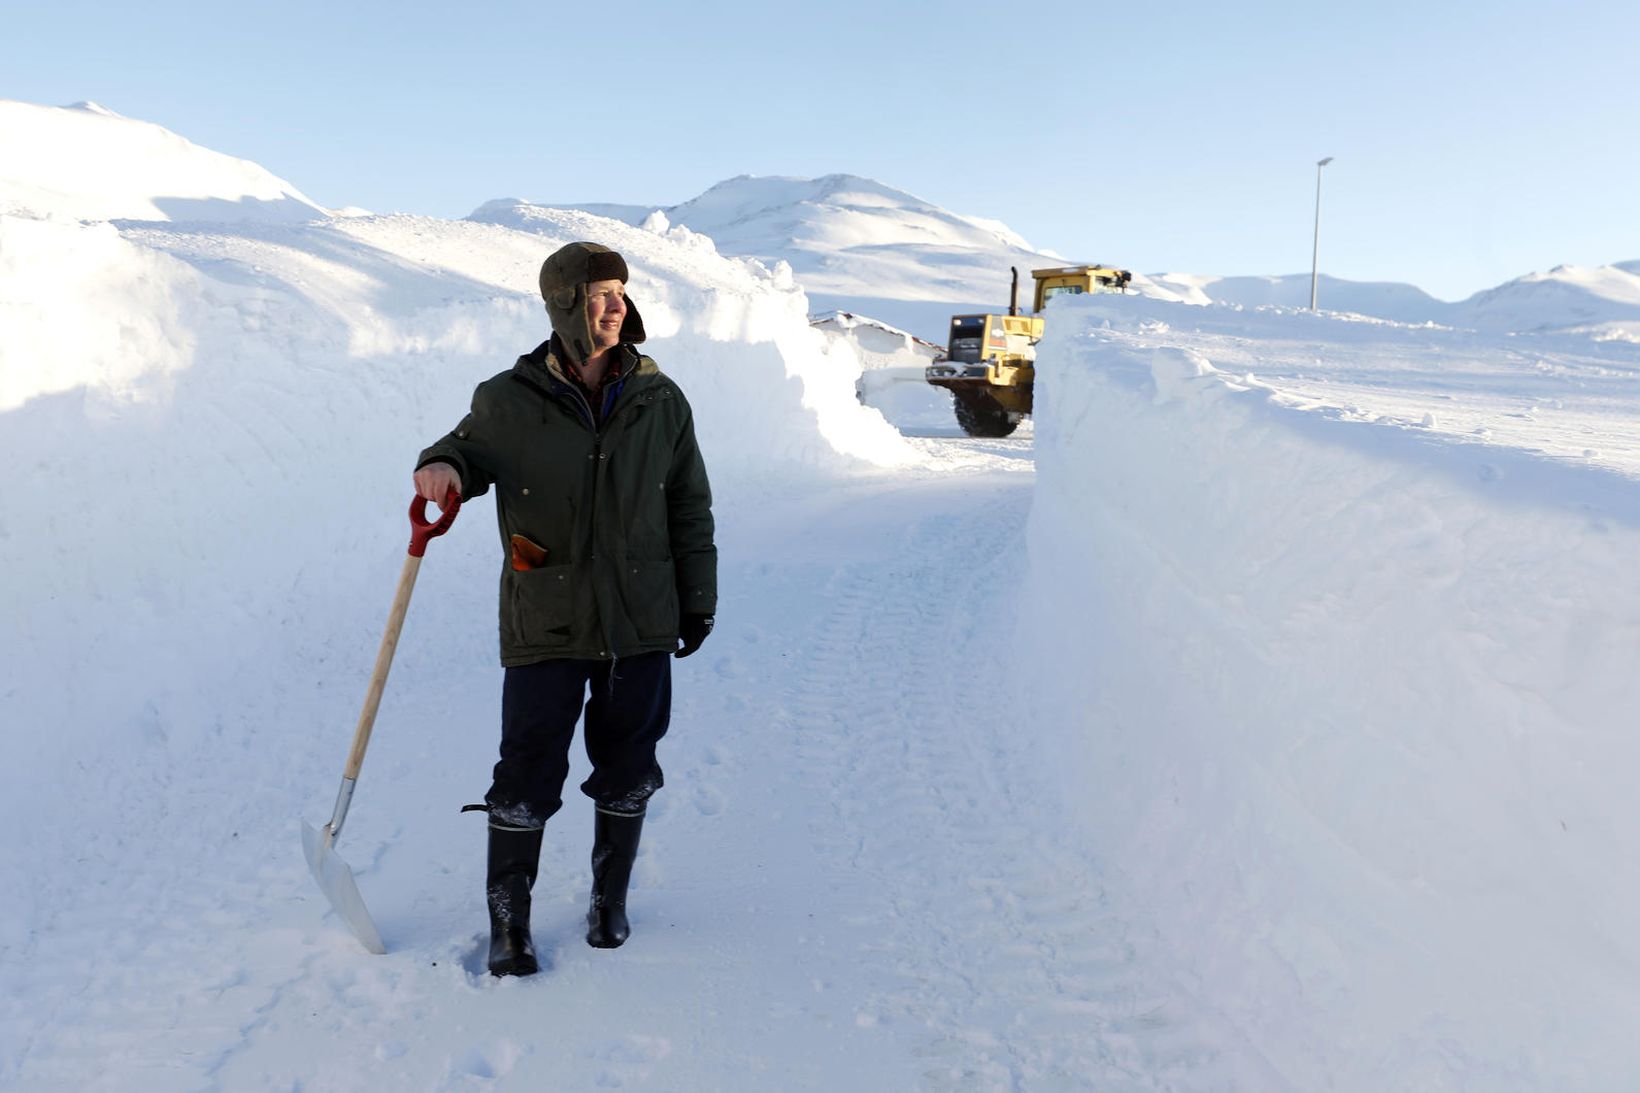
[417,339,716,666]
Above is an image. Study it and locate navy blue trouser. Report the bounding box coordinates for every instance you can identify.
[484,652,671,830]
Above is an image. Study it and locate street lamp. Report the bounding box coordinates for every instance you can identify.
[1310,156,1334,311]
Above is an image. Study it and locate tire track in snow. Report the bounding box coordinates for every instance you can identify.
[778,464,1245,1090]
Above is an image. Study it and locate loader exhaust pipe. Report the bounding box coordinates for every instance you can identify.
[1008,267,1020,317]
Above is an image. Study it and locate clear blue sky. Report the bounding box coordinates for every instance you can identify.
[6,0,1637,300]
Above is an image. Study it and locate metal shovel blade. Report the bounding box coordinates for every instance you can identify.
[302,820,387,954]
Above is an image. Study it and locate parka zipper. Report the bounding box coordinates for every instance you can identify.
[531,357,659,670]
[584,380,654,681]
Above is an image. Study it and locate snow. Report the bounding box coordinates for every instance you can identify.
[1146,271,1452,324]
[1134,266,1640,341]
[809,310,954,434]
[497,171,1640,348]
[5,99,1640,1090]
[487,173,1078,343]
[1023,296,1640,1089]
[1455,263,1640,338]
[0,100,329,224]
[664,174,1041,257]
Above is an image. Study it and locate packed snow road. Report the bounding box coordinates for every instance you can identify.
[5,435,1261,1091]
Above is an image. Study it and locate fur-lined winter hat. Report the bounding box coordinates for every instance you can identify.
[538,241,646,364]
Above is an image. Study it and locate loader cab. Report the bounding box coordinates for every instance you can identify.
[946,315,988,363]
[942,312,1042,367]
[1031,266,1133,312]
[1038,282,1088,308]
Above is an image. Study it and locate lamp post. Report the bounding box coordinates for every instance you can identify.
[1310,156,1333,311]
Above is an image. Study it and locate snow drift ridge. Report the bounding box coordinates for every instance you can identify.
[1023,296,1640,1089]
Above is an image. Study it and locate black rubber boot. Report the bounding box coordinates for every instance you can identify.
[486,824,544,976]
[586,809,645,949]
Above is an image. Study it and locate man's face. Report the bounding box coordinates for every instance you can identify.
[585,279,627,351]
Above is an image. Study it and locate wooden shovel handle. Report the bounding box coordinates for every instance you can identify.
[342,493,462,780]
[344,552,421,780]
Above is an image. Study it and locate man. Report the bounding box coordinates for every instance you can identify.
[414,241,716,976]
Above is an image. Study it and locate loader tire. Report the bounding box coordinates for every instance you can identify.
[953,396,1018,438]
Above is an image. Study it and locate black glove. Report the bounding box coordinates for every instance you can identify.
[675,613,714,658]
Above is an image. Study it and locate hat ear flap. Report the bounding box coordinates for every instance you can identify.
[551,286,577,311]
[620,297,646,345]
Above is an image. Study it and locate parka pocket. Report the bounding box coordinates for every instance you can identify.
[625,558,679,639]
[506,564,575,648]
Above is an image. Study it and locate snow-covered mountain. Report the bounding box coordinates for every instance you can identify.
[1148,271,1453,324]
[475,173,1081,341]
[1450,262,1640,339]
[1146,265,1640,341]
[11,94,1635,342]
[661,173,1042,269]
[491,172,1640,343]
[0,99,330,224]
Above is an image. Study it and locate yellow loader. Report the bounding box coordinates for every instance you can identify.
[925,264,1131,437]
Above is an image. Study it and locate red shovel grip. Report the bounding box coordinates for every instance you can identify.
[408,490,461,557]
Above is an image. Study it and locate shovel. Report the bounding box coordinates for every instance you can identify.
[304,490,461,953]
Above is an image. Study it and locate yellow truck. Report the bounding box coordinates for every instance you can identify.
[925,264,1132,436]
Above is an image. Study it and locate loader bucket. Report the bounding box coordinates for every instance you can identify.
[302,820,386,954]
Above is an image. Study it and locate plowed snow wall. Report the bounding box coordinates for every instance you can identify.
[0,211,910,954]
[1022,299,1640,1090]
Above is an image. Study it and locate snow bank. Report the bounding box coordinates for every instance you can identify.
[468,201,912,470]
[810,310,952,433]
[0,200,912,976]
[1021,296,1640,1089]
[0,216,203,409]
